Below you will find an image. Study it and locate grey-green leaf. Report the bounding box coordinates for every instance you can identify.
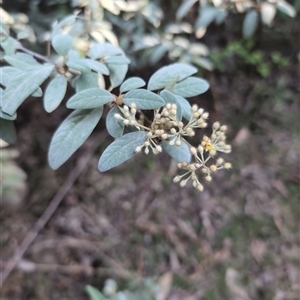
[85,285,105,300]
[0,119,16,144]
[2,64,55,115]
[31,87,43,97]
[89,42,124,60]
[173,77,209,97]
[67,59,109,75]
[48,108,103,170]
[52,34,73,56]
[66,88,112,109]
[176,0,198,20]
[174,95,192,120]
[162,139,191,163]
[148,63,197,91]
[73,72,99,92]
[107,63,128,88]
[0,66,21,86]
[104,55,130,65]
[44,75,68,112]
[99,131,147,172]
[106,106,124,138]
[120,77,146,93]
[243,10,259,38]
[4,53,39,69]
[160,90,182,121]
[124,89,165,109]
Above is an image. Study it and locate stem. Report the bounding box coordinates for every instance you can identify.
[19,44,53,64]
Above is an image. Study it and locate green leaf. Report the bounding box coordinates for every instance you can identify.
[73,72,99,92]
[52,34,73,56]
[89,42,124,59]
[0,107,17,120]
[160,90,182,121]
[104,55,130,65]
[0,119,16,144]
[124,89,165,109]
[106,106,124,138]
[85,285,105,300]
[67,59,109,75]
[173,77,209,97]
[98,131,147,172]
[44,75,68,113]
[176,0,198,20]
[120,77,146,93]
[107,63,128,88]
[174,95,192,120]
[148,63,197,91]
[2,64,55,115]
[48,108,103,170]
[243,10,259,38]
[162,139,191,163]
[66,88,112,109]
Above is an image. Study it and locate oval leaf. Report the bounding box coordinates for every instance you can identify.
[66,87,112,109]
[73,72,99,92]
[99,131,147,172]
[120,77,146,93]
[148,63,197,91]
[48,108,103,170]
[243,10,259,38]
[107,63,128,88]
[52,34,73,56]
[2,64,55,115]
[106,106,124,138]
[174,95,192,120]
[104,55,130,65]
[173,77,209,97]
[85,285,105,300]
[176,0,198,20]
[44,75,68,113]
[162,139,191,163]
[124,89,165,110]
[160,90,182,121]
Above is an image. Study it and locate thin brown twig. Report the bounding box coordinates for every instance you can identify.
[0,138,102,287]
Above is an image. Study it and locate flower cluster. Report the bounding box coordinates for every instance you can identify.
[114,102,232,191]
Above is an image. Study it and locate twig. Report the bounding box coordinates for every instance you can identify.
[0,138,101,287]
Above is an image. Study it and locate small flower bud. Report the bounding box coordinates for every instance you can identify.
[163,110,170,117]
[198,145,204,153]
[213,122,220,130]
[114,113,122,120]
[216,158,224,165]
[173,176,181,183]
[210,165,217,172]
[218,141,225,147]
[147,132,153,138]
[220,125,227,132]
[170,109,177,116]
[131,108,137,115]
[224,162,232,169]
[192,104,198,112]
[144,147,149,155]
[123,105,129,112]
[179,178,188,187]
[205,175,212,182]
[162,133,168,140]
[130,102,136,109]
[135,146,142,153]
[123,119,130,125]
[155,129,161,135]
[190,147,197,155]
[196,183,204,191]
[170,128,177,134]
[129,120,136,126]
[178,122,184,128]
[224,145,232,152]
[197,108,204,115]
[169,140,175,146]
[202,112,209,119]
[209,149,217,156]
[144,141,150,147]
[156,145,162,153]
[175,140,181,146]
[166,103,172,110]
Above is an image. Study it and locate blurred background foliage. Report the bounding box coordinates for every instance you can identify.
[0,0,299,299]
